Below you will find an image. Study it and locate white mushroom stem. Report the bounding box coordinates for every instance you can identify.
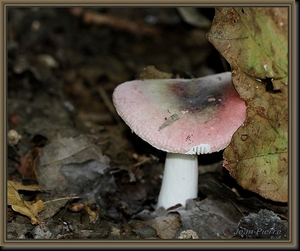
[157,152,198,209]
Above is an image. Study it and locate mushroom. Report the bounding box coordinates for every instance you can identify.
[112,72,246,210]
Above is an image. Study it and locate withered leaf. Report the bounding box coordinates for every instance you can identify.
[18,148,41,180]
[207,7,288,202]
[147,212,181,239]
[7,180,45,224]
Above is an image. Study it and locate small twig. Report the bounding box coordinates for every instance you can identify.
[133,156,152,167]
[81,9,162,37]
[229,200,245,217]
[96,86,126,132]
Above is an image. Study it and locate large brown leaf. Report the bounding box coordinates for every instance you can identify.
[207,7,288,202]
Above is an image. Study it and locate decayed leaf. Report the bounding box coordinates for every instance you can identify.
[39,196,80,220]
[136,65,173,80]
[173,198,242,239]
[7,180,45,224]
[35,134,110,194]
[85,201,99,224]
[207,7,288,202]
[147,212,181,239]
[18,148,41,180]
[237,209,288,239]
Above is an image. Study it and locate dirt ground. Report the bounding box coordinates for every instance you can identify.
[5,7,288,245]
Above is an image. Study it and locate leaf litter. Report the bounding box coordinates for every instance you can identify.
[7,181,45,225]
[6,7,288,241]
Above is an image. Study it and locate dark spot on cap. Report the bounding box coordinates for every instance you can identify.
[167,79,227,114]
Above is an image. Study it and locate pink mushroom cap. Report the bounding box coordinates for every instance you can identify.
[113,72,246,154]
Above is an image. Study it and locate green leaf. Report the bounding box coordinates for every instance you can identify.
[207,7,288,202]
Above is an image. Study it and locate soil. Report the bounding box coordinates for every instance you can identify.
[5,7,288,245]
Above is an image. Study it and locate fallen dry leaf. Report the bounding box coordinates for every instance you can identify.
[207,7,288,202]
[35,134,110,194]
[85,201,99,224]
[147,212,181,239]
[18,148,41,180]
[7,180,45,224]
[174,198,241,239]
[136,65,173,80]
[39,196,80,221]
[237,209,288,239]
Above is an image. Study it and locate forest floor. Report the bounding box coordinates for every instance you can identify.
[5,7,288,247]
